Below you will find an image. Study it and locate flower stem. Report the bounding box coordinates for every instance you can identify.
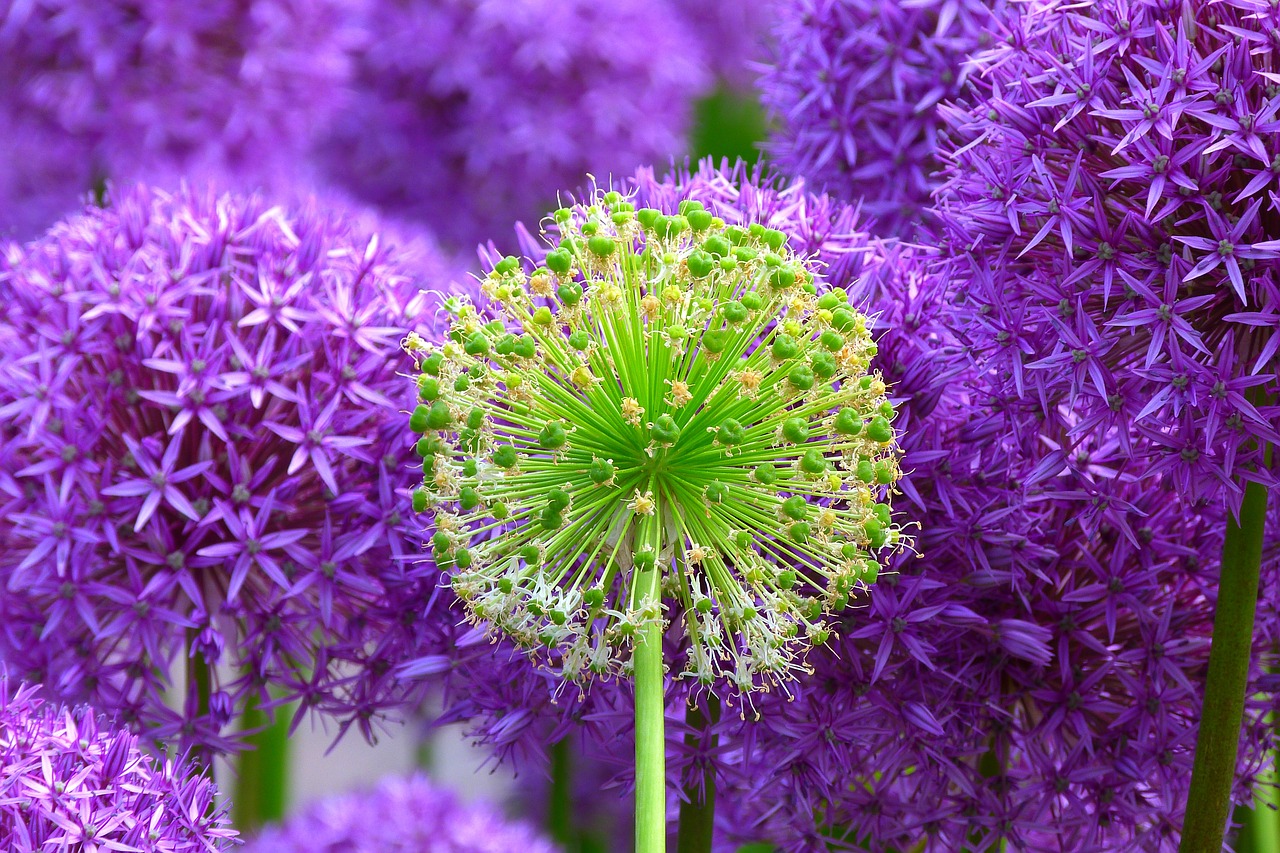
[1181,462,1271,853]
[676,695,719,853]
[233,694,291,830]
[185,629,212,771]
[634,560,667,853]
[549,739,575,846]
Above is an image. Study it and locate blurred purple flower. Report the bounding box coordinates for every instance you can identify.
[934,0,1280,510]
[0,183,466,755]
[244,773,556,853]
[0,0,357,238]
[315,0,711,250]
[757,0,1001,237]
[0,676,237,852]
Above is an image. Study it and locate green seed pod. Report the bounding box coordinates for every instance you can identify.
[495,256,520,274]
[831,308,856,331]
[495,334,518,356]
[769,267,797,290]
[753,463,780,485]
[568,329,591,350]
[782,496,808,520]
[421,352,444,375]
[465,332,490,356]
[431,531,452,553]
[777,569,797,589]
[426,401,452,430]
[835,408,863,435]
[462,458,479,477]
[800,449,827,474]
[418,376,440,401]
[704,235,731,257]
[541,506,563,530]
[559,282,584,305]
[460,486,482,511]
[532,306,554,326]
[866,416,894,443]
[722,300,749,324]
[493,445,518,468]
[788,365,816,391]
[584,587,606,608]
[453,375,471,393]
[411,488,429,513]
[687,209,714,231]
[546,248,573,275]
[716,418,746,446]
[409,404,431,434]
[548,488,571,511]
[651,414,681,445]
[467,407,484,430]
[789,521,810,542]
[820,330,844,351]
[520,545,541,564]
[705,481,729,504]
[856,459,875,483]
[514,336,537,358]
[772,334,800,360]
[703,328,731,354]
[686,251,715,278]
[782,417,810,444]
[740,291,764,310]
[589,458,615,484]
[812,351,838,380]
[539,422,568,449]
[588,235,615,257]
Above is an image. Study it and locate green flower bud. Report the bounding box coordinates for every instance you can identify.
[569,329,591,350]
[514,336,537,358]
[772,334,800,360]
[704,235,731,257]
[465,332,490,356]
[686,251,715,278]
[777,569,797,589]
[453,375,471,393]
[856,459,875,483]
[548,488,571,511]
[800,449,827,474]
[706,481,729,504]
[770,267,797,290]
[462,458,479,477]
[532,306,554,326]
[789,521,810,542]
[460,486,482,511]
[426,401,452,430]
[703,328,731,354]
[421,352,444,375]
[740,291,764,310]
[763,228,787,251]
[589,458,615,484]
[584,587,606,608]
[820,330,844,351]
[495,256,520,274]
[687,209,714,231]
[831,308,856,331]
[431,532,451,553]
[788,365,815,391]
[782,496,808,520]
[812,351,837,380]
[411,488,429,513]
[722,300,749,324]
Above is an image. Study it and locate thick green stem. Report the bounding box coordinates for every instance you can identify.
[1181,470,1270,853]
[185,631,212,771]
[549,739,575,846]
[233,694,291,830]
[635,563,667,853]
[676,696,720,853]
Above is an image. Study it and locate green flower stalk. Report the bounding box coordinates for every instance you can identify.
[403,190,905,850]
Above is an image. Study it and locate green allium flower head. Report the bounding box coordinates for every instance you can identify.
[403,191,906,690]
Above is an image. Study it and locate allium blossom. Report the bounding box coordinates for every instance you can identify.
[0,677,236,852]
[0,0,354,238]
[316,0,711,249]
[0,183,460,753]
[244,773,556,853]
[393,159,1278,851]
[935,0,1280,508]
[758,0,1000,237]
[404,192,905,690]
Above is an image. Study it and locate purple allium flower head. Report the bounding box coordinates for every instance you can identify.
[401,158,1278,850]
[0,183,468,755]
[0,0,355,238]
[244,773,557,853]
[934,0,1280,510]
[315,0,711,250]
[757,0,1001,237]
[0,676,237,852]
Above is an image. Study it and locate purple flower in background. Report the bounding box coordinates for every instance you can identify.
[244,773,556,853]
[398,159,1277,850]
[667,0,771,88]
[757,0,1000,237]
[315,0,711,250]
[0,0,356,238]
[934,0,1280,510]
[0,183,466,754]
[0,676,237,852]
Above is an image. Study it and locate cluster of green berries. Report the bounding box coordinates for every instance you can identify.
[402,190,905,690]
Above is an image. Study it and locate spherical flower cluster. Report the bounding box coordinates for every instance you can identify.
[935,0,1280,508]
[398,159,1278,850]
[316,0,711,250]
[0,0,354,238]
[245,773,556,853]
[0,183,458,753]
[405,189,905,691]
[758,0,1000,237]
[0,677,236,852]
[667,0,770,87]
